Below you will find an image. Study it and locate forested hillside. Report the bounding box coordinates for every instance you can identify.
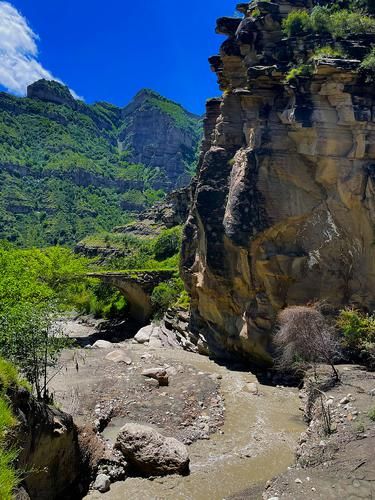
[0,80,201,246]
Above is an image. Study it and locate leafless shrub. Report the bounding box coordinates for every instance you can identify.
[274,305,340,381]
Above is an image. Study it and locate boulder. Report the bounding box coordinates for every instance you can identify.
[105,351,132,364]
[92,473,110,493]
[141,367,169,386]
[115,423,189,476]
[92,340,114,349]
[134,325,154,344]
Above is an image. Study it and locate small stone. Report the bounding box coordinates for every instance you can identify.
[92,340,114,349]
[295,478,303,484]
[142,367,169,386]
[340,396,350,405]
[245,382,259,395]
[141,353,153,360]
[92,473,110,493]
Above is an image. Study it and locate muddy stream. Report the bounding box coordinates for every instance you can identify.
[82,347,304,500]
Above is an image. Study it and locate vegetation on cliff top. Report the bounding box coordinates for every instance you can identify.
[280,2,375,83]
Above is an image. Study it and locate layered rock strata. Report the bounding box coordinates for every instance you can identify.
[182,0,375,363]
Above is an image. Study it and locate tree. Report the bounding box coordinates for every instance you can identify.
[0,302,72,401]
[274,305,340,380]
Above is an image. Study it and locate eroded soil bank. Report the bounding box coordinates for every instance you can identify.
[263,366,375,500]
[50,319,304,500]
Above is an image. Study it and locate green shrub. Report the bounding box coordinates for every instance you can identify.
[0,358,23,499]
[330,10,375,37]
[73,283,128,319]
[360,47,375,76]
[282,10,312,36]
[283,8,375,39]
[154,227,182,261]
[151,278,185,316]
[0,448,18,500]
[285,64,313,82]
[368,406,375,421]
[175,290,191,310]
[311,46,345,60]
[336,308,375,347]
[310,6,333,34]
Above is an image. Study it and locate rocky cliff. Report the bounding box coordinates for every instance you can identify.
[181,0,375,364]
[119,89,201,190]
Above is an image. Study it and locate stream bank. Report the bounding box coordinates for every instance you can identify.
[50,318,304,500]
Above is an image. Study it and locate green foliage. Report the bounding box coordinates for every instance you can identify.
[82,226,183,272]
[336,308,375,348]
[311,46,346,59]
[329,10,375,37]
[0,88,200,247]
[0,302,73,401]
[0,398,16,435]
[282,10,312,36]
[154,227,182,261]
[368,406,375,421]
[0,358,29,392]
[360,47,375,77]
[285,64,313,82]
[151,278,185,316]
[0,244,91,398]
[310,6,333,34]
[0,358,25,500]
[175,290,191,310]
[283,6,375,38]
[72,283,127,319]
[0,447,18,500]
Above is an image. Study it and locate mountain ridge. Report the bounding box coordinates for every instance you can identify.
[0,80,202,247]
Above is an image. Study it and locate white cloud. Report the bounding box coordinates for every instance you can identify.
[0,2,77,97]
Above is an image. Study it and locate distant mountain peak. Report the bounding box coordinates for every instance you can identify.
[27,79,77,109]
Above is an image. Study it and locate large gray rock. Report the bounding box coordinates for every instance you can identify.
[134,325,154,344]
[92,474,110,493]
[115,423,189,476]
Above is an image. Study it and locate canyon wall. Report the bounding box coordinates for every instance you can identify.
[181,0,375,364]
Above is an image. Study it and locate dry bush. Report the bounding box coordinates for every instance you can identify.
[274,305,340,380]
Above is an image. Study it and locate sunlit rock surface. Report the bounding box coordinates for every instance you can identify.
[182,0,375,364]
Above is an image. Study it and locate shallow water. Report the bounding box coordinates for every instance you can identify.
[88,349,304,500]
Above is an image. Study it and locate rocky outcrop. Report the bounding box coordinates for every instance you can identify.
[115,423,189,476]
[133,310,208,354]
[10,387,80,499]
[114,186,190,236]
[119,89,201,190]
[181,1,375,364]
[27,79,78,109]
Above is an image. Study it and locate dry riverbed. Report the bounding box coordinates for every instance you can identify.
[49,318,304,500]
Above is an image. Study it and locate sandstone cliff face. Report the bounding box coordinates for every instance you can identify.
[182,0,375,364]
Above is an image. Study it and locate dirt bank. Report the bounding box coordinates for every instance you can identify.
[261,365,375,500]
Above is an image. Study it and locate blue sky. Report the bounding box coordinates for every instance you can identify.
[0,0,234,114]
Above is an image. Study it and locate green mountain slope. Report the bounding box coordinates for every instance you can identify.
[0,80,201,247]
